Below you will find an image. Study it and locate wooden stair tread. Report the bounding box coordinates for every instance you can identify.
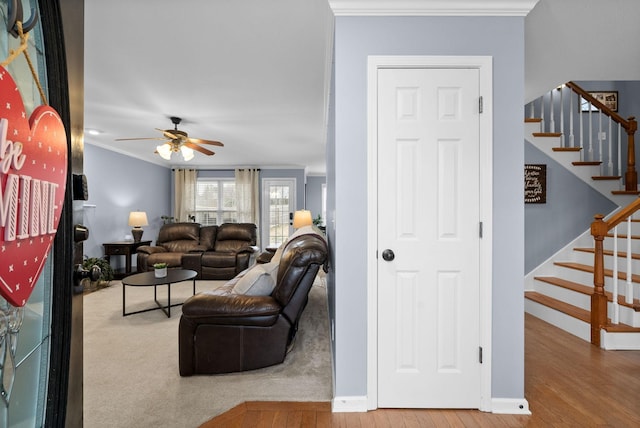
[533,132,562,137]
[572,161,601,166]
[534,276,593,295]
[592,176,621,181]
[554,261,640,283]
[525,118,542,123]
[534,274,640,310]
[526,292,639,330]
[574,247,640,260]
[603,324,640,333]
[605,233,640,240]
[525,291,590,323]
[552,147,581,152]
[612,190,640,195]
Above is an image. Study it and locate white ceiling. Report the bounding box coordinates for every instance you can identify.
[83,0,333,174]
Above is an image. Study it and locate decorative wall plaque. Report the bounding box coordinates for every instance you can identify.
[525,164,546,204]
[0,65,68,307]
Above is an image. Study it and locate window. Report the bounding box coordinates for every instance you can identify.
[195,179,237,225]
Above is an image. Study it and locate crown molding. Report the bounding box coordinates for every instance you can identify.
[328,0,539,16]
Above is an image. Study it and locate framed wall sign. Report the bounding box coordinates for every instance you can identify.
[581,91,618,112]
[525,164,546,204]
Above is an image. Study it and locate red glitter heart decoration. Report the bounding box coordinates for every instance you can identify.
[0,66,68,307]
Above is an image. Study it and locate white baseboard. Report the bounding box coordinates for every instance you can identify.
[333,396,531,415]
[491,398,531,415]
[332,396,368,413]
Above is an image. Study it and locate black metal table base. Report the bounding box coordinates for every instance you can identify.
[122,279,196,318]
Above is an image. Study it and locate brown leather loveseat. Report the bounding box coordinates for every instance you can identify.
[136,222,257,280]
[178,227,328,375]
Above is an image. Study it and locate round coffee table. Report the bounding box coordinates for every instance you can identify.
[121,269,197,318]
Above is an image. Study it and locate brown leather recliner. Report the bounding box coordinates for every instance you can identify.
[136,223,209,271]
[197,223,258,280]
[136,222,257,280]
[178,231,328,375]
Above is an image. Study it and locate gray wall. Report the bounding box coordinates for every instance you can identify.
[331,16,526,401]
[83,145,171,269]
[306,175,326,223]
[524,142,616,273]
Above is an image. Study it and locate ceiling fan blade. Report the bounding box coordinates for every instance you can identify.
[115,137,166,141]
[184,142,214,156]
[155,128,178,140]
[188,138,224,147]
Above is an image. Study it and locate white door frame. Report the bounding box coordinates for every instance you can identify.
[366,55,493,412]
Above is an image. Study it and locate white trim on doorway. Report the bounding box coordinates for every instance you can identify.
[366,55,494,412]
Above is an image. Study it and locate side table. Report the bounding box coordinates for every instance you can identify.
[103,240,152,279]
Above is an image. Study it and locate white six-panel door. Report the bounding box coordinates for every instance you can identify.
[376,67,482,408]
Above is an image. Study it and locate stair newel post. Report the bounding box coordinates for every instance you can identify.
[591,214,608,347]
[624,116,637,191]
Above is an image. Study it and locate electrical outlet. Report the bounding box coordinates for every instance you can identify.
[331,319,335,341]
[599,131,607,140]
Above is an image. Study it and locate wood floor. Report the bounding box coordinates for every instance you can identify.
[200,314,640,427]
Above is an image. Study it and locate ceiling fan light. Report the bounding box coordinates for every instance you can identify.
[156,143,172,160]
[180,145,195,161]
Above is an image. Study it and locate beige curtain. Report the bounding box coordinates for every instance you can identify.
[235,168,260,243]
[174,169,196,222]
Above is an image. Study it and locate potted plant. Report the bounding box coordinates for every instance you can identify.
[82,256,115,291]
[153,262,168,278]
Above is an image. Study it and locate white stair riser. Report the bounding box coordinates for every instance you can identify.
[554,265,638,298]
[608,301,640,327]
[571,250,640,275]
[525,299,590,341]
[533,279,590,310]
[601,330,640,350]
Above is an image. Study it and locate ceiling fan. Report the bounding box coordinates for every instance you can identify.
[116,116,224,161]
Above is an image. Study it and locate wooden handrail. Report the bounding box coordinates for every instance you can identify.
[566,81,638,191]
[565,81,631,129]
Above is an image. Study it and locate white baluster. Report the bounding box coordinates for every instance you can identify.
[529,100,535,118]
[579,97,584,160]
[541,93,545,132]
[550,89,555,133]
[613,224,619,324]
[569,91,575,147]
[559,87,564,147]
[608,116,613,175]
[588,103,593,161]
[618,123,622,178]
[598,111,603,175]
[627,215,634,305]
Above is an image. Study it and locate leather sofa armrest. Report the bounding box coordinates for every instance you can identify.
[136,245,167,255]
[182,293,281,326]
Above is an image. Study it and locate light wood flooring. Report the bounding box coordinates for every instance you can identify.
[200,314,640,427]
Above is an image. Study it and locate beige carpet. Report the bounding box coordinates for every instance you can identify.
[83,276,332,427]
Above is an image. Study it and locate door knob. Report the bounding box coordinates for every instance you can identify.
[73,263,101,288]
[382,249,395,261]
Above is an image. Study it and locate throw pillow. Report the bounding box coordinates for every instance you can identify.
[232,264,276,296]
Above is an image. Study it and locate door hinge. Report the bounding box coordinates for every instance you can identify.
[479,96,483,114]
[479,346,483,364]
[479,221,483,238]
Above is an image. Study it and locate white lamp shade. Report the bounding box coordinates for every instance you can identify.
[293,210,312,228]
[156,143,172,160]
[128,211,149,227]
[180,145,195,161]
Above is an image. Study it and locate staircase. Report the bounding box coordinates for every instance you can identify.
[524,94,640,350]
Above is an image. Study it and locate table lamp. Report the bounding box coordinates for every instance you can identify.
[128,211,148,242]
[293,210,312,229]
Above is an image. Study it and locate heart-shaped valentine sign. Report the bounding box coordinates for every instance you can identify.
[0,66,68,307]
